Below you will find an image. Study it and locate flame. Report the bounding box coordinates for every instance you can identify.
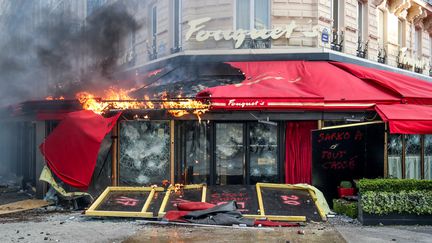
[162,95,209,122]
[45,96,65,100]
[75,88,209,119]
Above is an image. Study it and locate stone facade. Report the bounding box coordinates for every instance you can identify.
[114,0,432,77]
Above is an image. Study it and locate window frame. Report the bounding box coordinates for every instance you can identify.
[176,120,283,186]
[387,133,428,179]
[171,0,182,53]
[414,28,422,59]
[233,0,270,30]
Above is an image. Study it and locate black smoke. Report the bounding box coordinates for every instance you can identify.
[0,1,140,106]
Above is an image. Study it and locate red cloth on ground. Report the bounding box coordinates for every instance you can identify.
[177,202,216,211]
[39,110,121,190]
[163,211,190,222]
[285,121,317,184]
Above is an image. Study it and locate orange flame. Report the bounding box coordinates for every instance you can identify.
[75,88,209,119]
[45,96,65,100]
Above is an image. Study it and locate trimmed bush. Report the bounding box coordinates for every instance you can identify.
[358,179,432,193]
[333,199,358,218]
[361,190,432,215]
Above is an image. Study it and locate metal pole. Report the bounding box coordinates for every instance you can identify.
[111,122,119,186]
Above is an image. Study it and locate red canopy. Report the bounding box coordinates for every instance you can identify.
[330,62,432,105]
[40,110,121,190]
[375,104,432,134]
[197,61,401,110]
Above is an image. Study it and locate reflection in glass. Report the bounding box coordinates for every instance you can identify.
[119,121,170,186]
[387,134,402,178]
[425,135,432,180]
[236,0,250,29]
[254,0,269,30]
[216,123,244,185]
[404,135,421,179]
[249,123,278,184]
[182,121,210,184]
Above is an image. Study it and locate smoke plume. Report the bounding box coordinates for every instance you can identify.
[0,1,140,106]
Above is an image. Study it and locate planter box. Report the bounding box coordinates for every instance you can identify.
[358,198,432,225]
[337,187,355,198]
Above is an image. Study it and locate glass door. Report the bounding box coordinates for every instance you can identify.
[249,122,278,184]
[215,123,245,185]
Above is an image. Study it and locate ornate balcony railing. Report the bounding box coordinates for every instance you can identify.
[377,46,387,64]
[356,36,368,59]
[331,30,344,52]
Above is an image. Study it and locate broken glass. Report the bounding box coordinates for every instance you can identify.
[215,123,244,185]
[387,134,402,178]
[119,121,170,186]
[249,122,278,184]
[182,121,210,184]
[404,134,421,179]
[425,135,432,180]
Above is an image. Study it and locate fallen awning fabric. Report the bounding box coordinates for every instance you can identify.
[197,61,401,110]
[375,104,432,134]
[39,110,121,190]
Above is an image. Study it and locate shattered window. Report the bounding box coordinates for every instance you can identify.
[387,134,402,178]
[181,121,210,184]
[424,135,432,180]
[249,122,278,184]
[404,135,421,179]
[119,121,170,186]
[215,123,244,185]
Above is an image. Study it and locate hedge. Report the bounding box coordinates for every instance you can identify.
[333,199,358,218]
[358,179,432,193]
[361,190,432,215]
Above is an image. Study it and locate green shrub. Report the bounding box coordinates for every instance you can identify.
[361,190,432,215]
[358,179,432,193]
[333,199,358,218]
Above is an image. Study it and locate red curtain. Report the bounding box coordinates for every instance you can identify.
[285,121,317,184]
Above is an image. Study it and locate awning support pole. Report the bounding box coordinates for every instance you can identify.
[111,122,119,186]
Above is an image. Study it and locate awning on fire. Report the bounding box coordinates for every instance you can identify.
[197,61,432,134]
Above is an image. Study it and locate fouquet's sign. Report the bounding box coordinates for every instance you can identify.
[227,99,266,108]
[186,17,321,48]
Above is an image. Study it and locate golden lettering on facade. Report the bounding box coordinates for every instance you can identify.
[186,18,320,48]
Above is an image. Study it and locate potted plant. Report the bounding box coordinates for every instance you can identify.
[338,181,355,198]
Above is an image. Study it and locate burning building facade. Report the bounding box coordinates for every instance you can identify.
[1,0,432,199]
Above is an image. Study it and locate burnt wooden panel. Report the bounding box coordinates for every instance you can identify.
[260,187,322,221]
[206,185,259,215]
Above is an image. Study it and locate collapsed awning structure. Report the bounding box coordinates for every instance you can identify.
[197,61,432,134]
[40,110,121,190]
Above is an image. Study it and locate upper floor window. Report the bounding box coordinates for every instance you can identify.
[332,0,339,32]
[236,0,270,30]
[377,9,386,63]
[414,28,422,59]
[398,19,405,48]
[357,1,364,41]
[149,5,157,60]
[377,9,385,48]
[236,0,270,49]
[172,0,181,53]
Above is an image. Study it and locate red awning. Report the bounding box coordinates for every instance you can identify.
[330,62,432,105]
[40,110,121,190]
[375,104,432,134]
[197,61,401,110]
